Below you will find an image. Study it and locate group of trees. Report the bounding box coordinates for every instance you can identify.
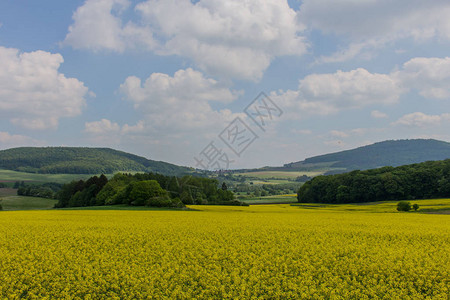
[55,172,240,208]
[17,183,62,199]
[232,182,300,197]
[298,159,450,204]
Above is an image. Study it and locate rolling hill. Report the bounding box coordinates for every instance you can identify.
[0,147,192,175]
[283,139,450,174]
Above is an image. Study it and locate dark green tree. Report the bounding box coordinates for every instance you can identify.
[397,201,411,212]
[127,180,167,206]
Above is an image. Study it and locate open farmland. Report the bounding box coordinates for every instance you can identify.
[242,194,298,204]
[0,195,57,211]
[0,203,449,299]
[236,171,323,179]
[0,169,94,184]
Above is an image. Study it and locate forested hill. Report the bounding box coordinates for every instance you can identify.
[285,139,450,172]
[0,147,192,175]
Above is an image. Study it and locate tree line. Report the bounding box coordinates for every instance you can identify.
[55,172,243,208]
[17,182,62,199]
[297,159,450,203]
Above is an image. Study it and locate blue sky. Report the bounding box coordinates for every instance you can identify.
[0,0,449,169]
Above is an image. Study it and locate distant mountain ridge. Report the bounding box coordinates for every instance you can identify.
[284,139,450,173]
[0,147,192,175]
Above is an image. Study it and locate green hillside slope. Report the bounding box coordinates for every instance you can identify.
[0,147,191,175]
[285,139,450,173]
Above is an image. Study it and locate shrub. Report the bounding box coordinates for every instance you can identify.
[412,203,419,211]
[397,201,411,212]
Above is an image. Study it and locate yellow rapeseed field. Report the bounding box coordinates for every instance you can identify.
[0,203,449,299]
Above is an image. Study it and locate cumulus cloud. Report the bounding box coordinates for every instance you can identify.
[272,56,450,118]
[64,0,307,80]
[298,68,400,106]
[394,57,450,99]
[119,68,241,132]
[392,112,450,127]
[0,47,89,130]
[63,0,156,52]
[300,0,450,62]
[272,68,402,118]
[83,68,244,165]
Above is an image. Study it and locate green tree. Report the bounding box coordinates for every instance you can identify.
[180,190,194,205]
[55,180,85,208]
[397,201,411,212]
[412,203,419,211]
[336,185,351,203]
[221,182,228,191]
[127,180,167,206]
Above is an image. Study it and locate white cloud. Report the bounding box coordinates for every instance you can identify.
[273,56,450,119]
[85,119,120,134]
[371,110,388,119]
[120,68,241,132]
[394,57,450,99]
[0,47,89,130]
[0,132,42,149]
[63,0,156,52]
[64,0,307,80]
[298,68,400,106]
[85,119,145,134]
[272,68,402,118]
[300,0,450,62]
[83,68,245,166]
[122,121,145,134]
[392,112,450,127]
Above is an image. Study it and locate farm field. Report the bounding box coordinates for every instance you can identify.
[236,171,324,179]
[0,169,94,184]
[0,195,57,211]
[0,202,449,298]
[0,188,16,197]
[293,198,450,213]
[242,194,298,204]
[249,179,292,185]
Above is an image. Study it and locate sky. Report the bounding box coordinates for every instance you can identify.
[0,0,449,169]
